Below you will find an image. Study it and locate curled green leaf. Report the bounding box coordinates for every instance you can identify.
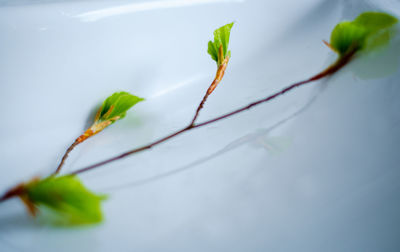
[207,22,234,66]
[23,175,106,225]
[75,91,144,143]
[97,91,144,123]
[330,21,368,55]
[330,12,398,56]
[55,91,144,174]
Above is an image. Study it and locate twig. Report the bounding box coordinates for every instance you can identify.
[57,52,227,176]
[0,183,25,203]
[0,51,355,203]
[54,140,80,174]
[54,110,117,174]
[70,51,356,176]
[71,46,230,176]
[190,46,229,125]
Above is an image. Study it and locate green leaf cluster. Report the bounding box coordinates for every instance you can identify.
[208,22,234,66]
[330,12,398,56]
[25,175,106,225]
[98,91,144,123]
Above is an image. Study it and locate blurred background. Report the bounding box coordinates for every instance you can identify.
[0,0,399,251]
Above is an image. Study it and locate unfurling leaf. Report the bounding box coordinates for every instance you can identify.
[330,12,398,56]
[330,22,368,55]
[76,91,144,143]
[96,91,144,123]
[208,22,234,66]
[22,175,106,225]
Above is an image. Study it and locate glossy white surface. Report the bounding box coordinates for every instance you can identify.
[0,0,400,251]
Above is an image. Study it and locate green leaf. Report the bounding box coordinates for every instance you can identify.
[25,175,106,225]
[207,22,234,65]
[353,12,398,32]
[74,91,144,142]
[98,91,144,123]
[330,12,398,56]
[207,41,218,63]
[330,22,368,55]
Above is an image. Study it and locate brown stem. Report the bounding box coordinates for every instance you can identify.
[190,95,208,126]
[69,52,355,176]
[54,119,115,174]
[195,51,355,128]
[190,49,229,125]
[54,140,80,174]
[71,126,192,175]
[0,181,38,215]
[0,183,25,203]
[62,59,227,175]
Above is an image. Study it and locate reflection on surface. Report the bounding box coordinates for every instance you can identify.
[75,0,245,22]
[349,29,400,79]
[149,74,205,100]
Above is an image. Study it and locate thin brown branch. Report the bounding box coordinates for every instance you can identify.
[54,140,80,174]
[71,126,192,175]
[69,51,355,176]
[190,46,229,125]
[54,119,116,174]
[59,46,228,176]
[0,183,25,203]
[194,51,355,128]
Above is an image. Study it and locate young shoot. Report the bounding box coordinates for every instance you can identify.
[55,91,144,174]
[0,12,398,226]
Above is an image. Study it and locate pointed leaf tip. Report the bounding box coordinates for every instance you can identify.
[207,22,234,66]
[99,91,144,123]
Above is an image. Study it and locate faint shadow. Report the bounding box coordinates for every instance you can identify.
[0,235,24,252]
[0,212,40,231]
[348,31,400,80]
[102,79,329,192]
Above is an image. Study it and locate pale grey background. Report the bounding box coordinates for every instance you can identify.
[0,0,399,251]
